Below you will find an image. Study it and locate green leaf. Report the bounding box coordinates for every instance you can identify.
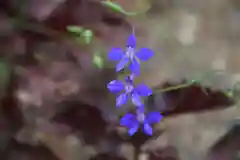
[101,1,125,13]
[93,54,104,69]
[67,26,84,34]
[82,29,93,44]
[101,1,138,16]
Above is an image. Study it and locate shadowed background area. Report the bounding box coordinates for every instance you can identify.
[0,0,240,160]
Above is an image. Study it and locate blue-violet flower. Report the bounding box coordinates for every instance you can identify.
[107,75,152,107]
[120,107,163,136]
[108,34,154,75]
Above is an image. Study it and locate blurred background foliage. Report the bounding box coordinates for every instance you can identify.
[0,0,239,160]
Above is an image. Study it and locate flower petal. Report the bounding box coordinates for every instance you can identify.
[131,91,143,106]
[135,84,152,96]
[120,113,136,127]
[108,47,125,61]
[126,34,136,48]
[116,93,128,107]
[146,112,163,124]
[129,58,140,75]
[116,55,129,72]
[107,80,124,93]
[143,123,153,136]
[136,48,154,61]
[128,122,139,136]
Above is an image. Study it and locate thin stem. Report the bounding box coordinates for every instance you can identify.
[153,83,192,94]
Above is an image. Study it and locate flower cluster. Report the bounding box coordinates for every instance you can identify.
[107,34,163,136]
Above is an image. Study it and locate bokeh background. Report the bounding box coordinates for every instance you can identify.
[0,0,240,160]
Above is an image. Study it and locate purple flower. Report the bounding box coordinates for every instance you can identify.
[120,109,163,136]
[108,34,154,75]
[107,75,152,107]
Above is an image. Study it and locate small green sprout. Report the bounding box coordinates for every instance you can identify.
[101,1,138,16]
[82,29,94,44]
[67,26,84,35]
[67,25,94,45]
[93,53,104,69]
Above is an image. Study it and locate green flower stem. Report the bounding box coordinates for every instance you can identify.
[153,83,192,94]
